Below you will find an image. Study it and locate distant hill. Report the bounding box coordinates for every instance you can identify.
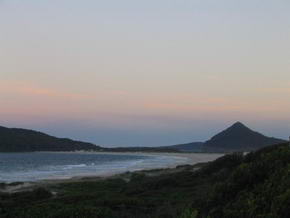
[166,122,286,152]
[0,122,286,153]
[165,142,204,152]
[0,126,178,153]
[105,146,179,153]
[203,122,285,152]
[0,126,101,152]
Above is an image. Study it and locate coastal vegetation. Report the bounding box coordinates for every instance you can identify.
[1,142,289,217]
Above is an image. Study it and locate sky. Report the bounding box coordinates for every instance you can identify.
[0,0,290,146]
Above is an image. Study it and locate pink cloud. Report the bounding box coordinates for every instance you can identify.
[143,96,289,115]
[258,87,290,94]
[0,80,93,100]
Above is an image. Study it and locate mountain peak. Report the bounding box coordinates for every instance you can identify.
[221,122,252,135]
[204,122,285,151]
[231,121,247,129]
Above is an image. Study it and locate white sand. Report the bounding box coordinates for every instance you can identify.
[80,151,224,168]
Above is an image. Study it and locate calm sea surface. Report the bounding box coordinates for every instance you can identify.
[0,152,188,182]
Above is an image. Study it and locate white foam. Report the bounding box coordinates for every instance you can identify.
[0,153,190,182]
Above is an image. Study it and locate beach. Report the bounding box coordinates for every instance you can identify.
[92,151,224,167]
[0,152,224,193]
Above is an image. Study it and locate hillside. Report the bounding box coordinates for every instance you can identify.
[0,122,285,153]
[0,126,101,152]
[166,142,204,152]
[1,142,290,217]
[166,122,285,152]
[203,122,285,152]
[106,146,179,153]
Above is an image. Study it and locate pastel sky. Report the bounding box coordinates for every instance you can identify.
[1,0,290,146]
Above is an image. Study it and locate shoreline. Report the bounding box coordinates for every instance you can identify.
[36,151,224,168]
[39,152,224,181]
[0,152,224,193]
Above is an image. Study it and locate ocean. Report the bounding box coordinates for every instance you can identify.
[0,152,189,182]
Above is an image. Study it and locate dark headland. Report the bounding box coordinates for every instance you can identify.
[0,122,285,153]
[0,126,101,152]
